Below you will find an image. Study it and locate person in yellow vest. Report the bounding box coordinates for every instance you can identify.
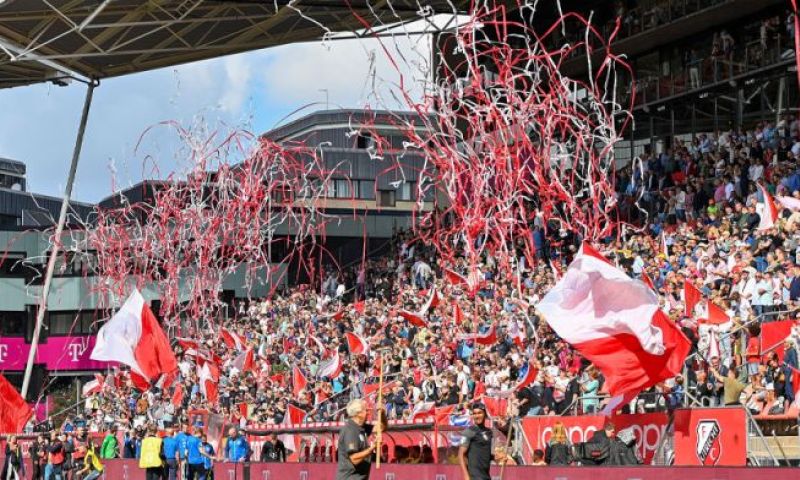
[75,441,103,480]
[139,425,165,480]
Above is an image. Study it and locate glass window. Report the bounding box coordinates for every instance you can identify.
[0,311,25,336]
[397,182,415,201]
[48,311,78,336]
[335,179,351,199]
[359,180,376,199]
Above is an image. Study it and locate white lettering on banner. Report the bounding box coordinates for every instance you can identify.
[385,474,396,480]
[541,425,598,447]
[434,475,447,480]
[299,471,308,480]
[67,342,87,362]
[539,422,666,461]
[0,344,7,363]
[262,471,270,480]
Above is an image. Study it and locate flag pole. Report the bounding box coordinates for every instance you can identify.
[375,351,385,469]
[22,79,98,400]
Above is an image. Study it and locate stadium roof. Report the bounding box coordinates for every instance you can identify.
[0,0,469,89]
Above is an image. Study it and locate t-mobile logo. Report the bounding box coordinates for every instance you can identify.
[67,342,87,362]
[0,344,7,363]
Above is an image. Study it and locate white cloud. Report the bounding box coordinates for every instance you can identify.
[0,24,439,203]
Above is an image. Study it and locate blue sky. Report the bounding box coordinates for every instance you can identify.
[0,34,431,203]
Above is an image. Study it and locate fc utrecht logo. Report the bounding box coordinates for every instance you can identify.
[696,419,722,465]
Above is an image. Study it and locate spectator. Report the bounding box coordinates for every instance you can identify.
[531,449,547,466]
[544,422,573,465]
[711,366,748,406]
[1,436,25,480]
[74,443,103,480]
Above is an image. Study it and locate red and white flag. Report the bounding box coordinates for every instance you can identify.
[641,270,655,291]
[399,288,440,328]
[91,288,177,382]
[684,281,703,318]
[232,348,256,374]
[444,268,469,287]
[307,335,326,353]
[81,373,105,397]
[700,302,730,326]
[514,361,538,391]
[198,362,218,404]
[221,328,246,351]
[537,243,691,397]
[292,366,308,398]
[661,231,669,257]
[757,184,779,230]
[0,373,33,433]
[279,404,308,453]
[459,323,498,346]
[318,349,343,379]
[411,401,436,420]
[345,332,370,356]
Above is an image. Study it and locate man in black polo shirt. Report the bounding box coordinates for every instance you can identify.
[459,404,493,480]
[336,399,386,480]
[259,433,286,463]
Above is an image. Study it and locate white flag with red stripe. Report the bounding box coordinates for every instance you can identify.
[537,242,691,397]
[91,289,177,382]
[458,323,497,345]
[757,184,779,230]
[514,360,538,391]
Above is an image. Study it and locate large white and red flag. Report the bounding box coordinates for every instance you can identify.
[536,242,690,397]
[757,184,779,230]
[91,288,177,383]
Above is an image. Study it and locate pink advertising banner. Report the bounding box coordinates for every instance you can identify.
[0,335,110,371]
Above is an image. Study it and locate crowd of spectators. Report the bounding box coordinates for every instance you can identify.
[24,115,800,469]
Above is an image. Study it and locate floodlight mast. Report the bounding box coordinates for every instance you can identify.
[21,78,99,401]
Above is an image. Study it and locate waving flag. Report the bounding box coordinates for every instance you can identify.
[318,350,343,379]
[399,288,440,328]
[459,323,497,346]
[757,184,779,230]
[0,374,33,433]
[452,301,464,325]
[292,366,308,397]
[91,289,177,382]
[514,361,538,391]
[198,362,218,404]
[232,348,256,374]
[81,373,105,397]
[221,328,246,351]
[537,242,690,397]
[345,332,370,355]
[172,384,185,406]
[684,281,702,318]
[701,302,730,326]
